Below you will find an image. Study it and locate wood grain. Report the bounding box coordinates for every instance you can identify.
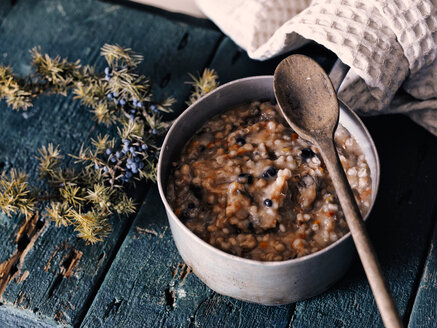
[408,219,437,328]
[0,0,13,25]
[1,1,436,327]
[0,303,57,328]
[0,0,221,326]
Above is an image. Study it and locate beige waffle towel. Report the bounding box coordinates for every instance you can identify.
[196,0,437,135]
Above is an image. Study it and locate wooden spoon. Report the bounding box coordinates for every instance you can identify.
[273,54,403,328]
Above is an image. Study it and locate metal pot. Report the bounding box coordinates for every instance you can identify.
[157,76,380,305]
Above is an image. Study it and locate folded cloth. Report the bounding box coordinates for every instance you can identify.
[195,0,437,136]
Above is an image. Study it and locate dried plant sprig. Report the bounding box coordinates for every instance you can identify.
[0,66,34,110]
[60,183,86,207]
[70,209,112,244]
[37,143,138,243]
[46,201,71,227]
[186,68,219,106]
[73,78,107,107]
[101,44,143,69]
[0,44,219,244]
[3,44,172,180]
[37,143,63,178]
[0,169,36,218]
[86,183,114,211]
[31,47,82,95]
[113,193,136,215]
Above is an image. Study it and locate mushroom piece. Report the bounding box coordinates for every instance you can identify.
[226,182,251,219]
[298,175,317,208]
[255,168,292,230]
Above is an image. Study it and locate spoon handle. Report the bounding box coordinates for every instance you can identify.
[318,138,403,328]
[328,59,349,92]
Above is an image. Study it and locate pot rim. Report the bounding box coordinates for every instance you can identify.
[157,75,380,267]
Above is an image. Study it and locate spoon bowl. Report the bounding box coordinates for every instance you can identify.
[273,55,338,141]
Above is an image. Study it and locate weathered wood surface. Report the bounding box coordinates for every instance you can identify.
[0,0,221,327]
[1,0,437,327]
[0,0,13,25]
[0,302,58,328]
[409,220,437,328]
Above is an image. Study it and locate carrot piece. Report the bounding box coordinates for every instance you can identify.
[259,241,268,249]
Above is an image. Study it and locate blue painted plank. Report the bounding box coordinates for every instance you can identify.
[408,220,437,328]
[0,0,221,326]
[0,303,57,328]
[0,0,13,26]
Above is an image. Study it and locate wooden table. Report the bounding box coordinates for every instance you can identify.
[0,1,436,327]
